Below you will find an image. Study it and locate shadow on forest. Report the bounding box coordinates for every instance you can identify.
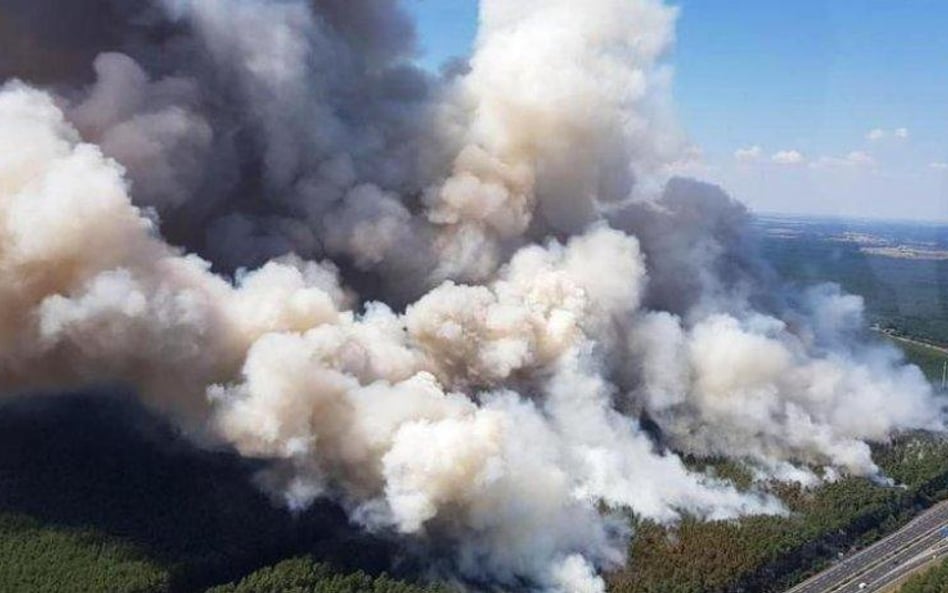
[0,393,401,592]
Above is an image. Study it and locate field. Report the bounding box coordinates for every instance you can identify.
[883,336,948,385]
[757,216,948,343]
[756,215,948,383]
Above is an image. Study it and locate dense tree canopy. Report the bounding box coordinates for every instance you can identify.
[608,434,948,593]
[2,396,948,593]
[898,557,948,593]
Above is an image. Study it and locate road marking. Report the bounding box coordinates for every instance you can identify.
[783,502,948,593]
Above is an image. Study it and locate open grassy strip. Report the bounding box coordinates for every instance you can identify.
[885,336,948,386]
[893,556,948,593]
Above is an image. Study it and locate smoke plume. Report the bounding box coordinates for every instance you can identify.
[0,0,943,591]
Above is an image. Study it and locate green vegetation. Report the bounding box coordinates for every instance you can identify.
[0,395,408,593]
[0,513,168,593]
[0,512,443,593]
[898,557,948,593]
[683,456,756,491]
[610,480,906,593]
[875,433,948,497]
[884,337,948,385]
[4,398,948,593]
[608,434,948,593]
[760,236,948,347]
[207,557,448,593]
[758,233,948,384]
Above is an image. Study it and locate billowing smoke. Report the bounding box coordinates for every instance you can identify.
[0,0,943,591]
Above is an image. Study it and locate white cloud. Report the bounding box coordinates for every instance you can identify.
[734,145,763,162]
[930,162,948,171]
[866,127,909,141]
[846,151,875,166]
[664,144,715,176]
[771,150,805,165]
[811,151,875,169]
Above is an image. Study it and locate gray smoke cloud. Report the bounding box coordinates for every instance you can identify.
[0,1,943,591]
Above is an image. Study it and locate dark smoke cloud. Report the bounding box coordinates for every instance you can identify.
[0,0,162,84]
[609,177,775,317]
[5,0,439,287]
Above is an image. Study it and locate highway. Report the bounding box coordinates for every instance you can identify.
[784,501,948,593]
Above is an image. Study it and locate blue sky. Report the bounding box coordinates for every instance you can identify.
[405,1,948,221]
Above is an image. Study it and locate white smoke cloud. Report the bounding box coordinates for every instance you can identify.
[630,288,939,478]
[0,81,351,421]
[425,0,685,281]
[0,1,944,591]
[210,223,781,590]
[0,82,782,592]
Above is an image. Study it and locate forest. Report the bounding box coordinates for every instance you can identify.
[0,395,421,593]
[607,434,948,593]
[3,393,948,593]
[898,557,948,593]
[758,230,948,348]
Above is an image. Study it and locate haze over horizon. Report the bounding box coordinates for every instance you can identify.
[407,1,948,222]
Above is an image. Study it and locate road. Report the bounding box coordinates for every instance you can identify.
[871,328,948,357]
[784,501,948,593]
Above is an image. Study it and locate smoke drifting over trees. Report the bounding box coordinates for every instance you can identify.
[0,1,942,591]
